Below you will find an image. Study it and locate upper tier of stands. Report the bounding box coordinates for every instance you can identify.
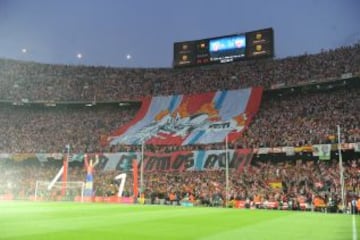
[0,43,359,153]
[0,43,359,102]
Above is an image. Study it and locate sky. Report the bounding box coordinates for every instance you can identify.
[0,0,359,68]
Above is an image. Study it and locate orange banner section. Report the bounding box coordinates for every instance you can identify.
[313,197,326,208]
[0,194,14,200]
[74,196,134,204]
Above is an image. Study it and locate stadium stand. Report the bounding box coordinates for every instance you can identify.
[0,43,359,212]
[0,155,359,212]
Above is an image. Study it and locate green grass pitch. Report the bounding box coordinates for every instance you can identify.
[0,201,358,240]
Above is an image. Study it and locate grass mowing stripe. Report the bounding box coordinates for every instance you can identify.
[0,201,356,240]
[200,211,353,240]
[1,206,206,238]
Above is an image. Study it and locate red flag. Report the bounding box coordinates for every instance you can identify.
[132,160,138,199]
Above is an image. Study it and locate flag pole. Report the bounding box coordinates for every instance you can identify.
[225,135,229,207]
[66,144,70,182]
[61,144,70,196]
[140,140,144,196]
[337,125,345,212]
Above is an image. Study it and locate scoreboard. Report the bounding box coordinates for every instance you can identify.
[173,28,274,68]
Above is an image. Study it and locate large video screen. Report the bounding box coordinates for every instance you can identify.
[173,28,274,68]
[209,35,246,63]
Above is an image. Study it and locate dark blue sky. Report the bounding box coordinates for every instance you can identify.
[0,0,359,68]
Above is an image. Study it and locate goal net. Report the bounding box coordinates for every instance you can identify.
[34,181,85,202]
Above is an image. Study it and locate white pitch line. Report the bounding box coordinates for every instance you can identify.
[353,214,358,240]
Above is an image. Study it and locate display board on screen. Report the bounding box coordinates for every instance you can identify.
[173,28,274,68]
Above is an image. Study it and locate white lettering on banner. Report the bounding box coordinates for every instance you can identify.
[115,173,127,197]
[100,150,253,172]
[353,142,360,152]
[341,72,353,79]
[103,153,140,171]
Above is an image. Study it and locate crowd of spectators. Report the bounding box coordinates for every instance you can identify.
[0,104,138,153]
[0,43,359,102]
[0,76,359,154]
[236,86,360,148]
[99,81,360,153]
[1,156,359,212]
[137,157,360,211]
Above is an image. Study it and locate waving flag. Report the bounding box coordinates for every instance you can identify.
[109,87,262,146]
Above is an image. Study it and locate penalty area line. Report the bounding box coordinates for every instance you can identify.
[353,214,358,240]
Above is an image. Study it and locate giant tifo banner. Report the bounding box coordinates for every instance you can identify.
[108,87,263,145]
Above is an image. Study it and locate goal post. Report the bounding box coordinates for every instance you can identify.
[34,181,85,202]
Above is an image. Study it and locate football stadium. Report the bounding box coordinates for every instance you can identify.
[0,1,360,240]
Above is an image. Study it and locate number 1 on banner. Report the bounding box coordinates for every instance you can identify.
[115,173,127,197]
